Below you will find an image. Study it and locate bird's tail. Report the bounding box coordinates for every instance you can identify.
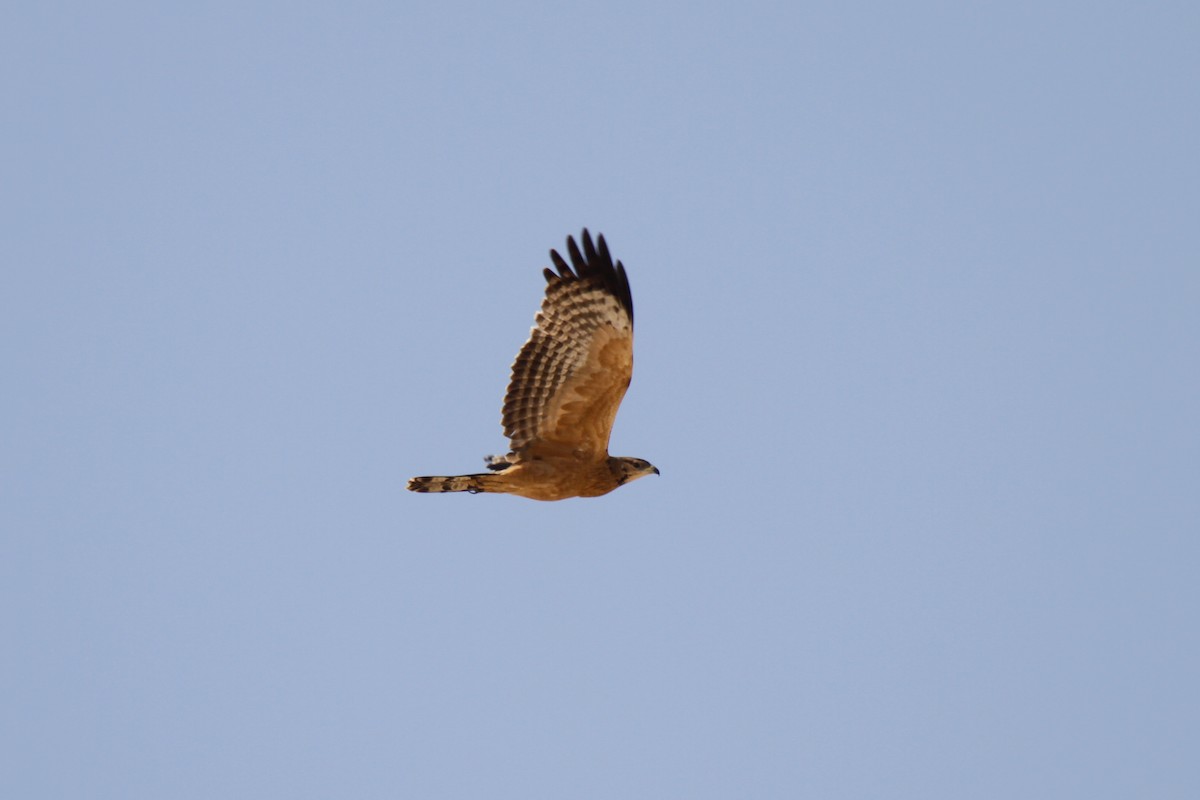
[407,473,504,494]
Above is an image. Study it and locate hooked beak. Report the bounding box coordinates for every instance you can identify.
[651,466,660,475]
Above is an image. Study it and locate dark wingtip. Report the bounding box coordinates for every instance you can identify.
[548,248,572,279]
[566,234,585,272]
[546,229,634,324]
[596,233,611,264]
[615,260,633,323]
[581,229,598,263]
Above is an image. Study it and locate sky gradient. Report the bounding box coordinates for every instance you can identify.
[3,2,1198,797]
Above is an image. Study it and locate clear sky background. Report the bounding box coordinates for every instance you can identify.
[3,2,1197,798]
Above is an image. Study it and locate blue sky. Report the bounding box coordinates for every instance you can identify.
[3,2,1197,797]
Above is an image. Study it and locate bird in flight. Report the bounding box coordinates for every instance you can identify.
[408,229,658,501]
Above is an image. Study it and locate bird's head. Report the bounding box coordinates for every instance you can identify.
[611,457,660,486]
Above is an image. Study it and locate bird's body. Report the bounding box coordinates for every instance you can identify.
[407,230,658,501]
[408,453,654,501]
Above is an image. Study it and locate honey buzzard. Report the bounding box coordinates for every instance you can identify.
[407,229,658,500]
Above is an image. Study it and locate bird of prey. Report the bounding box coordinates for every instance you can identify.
[408,229,658,501]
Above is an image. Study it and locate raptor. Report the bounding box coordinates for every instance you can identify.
[407,230,658,500]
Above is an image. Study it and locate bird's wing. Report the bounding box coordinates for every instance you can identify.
[501,230,635,461]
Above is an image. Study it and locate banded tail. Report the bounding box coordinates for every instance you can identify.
[407,473,503,494]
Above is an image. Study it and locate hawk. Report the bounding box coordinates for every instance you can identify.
[408,229,658,501]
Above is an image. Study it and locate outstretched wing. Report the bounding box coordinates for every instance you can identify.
[501,230,635,460]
